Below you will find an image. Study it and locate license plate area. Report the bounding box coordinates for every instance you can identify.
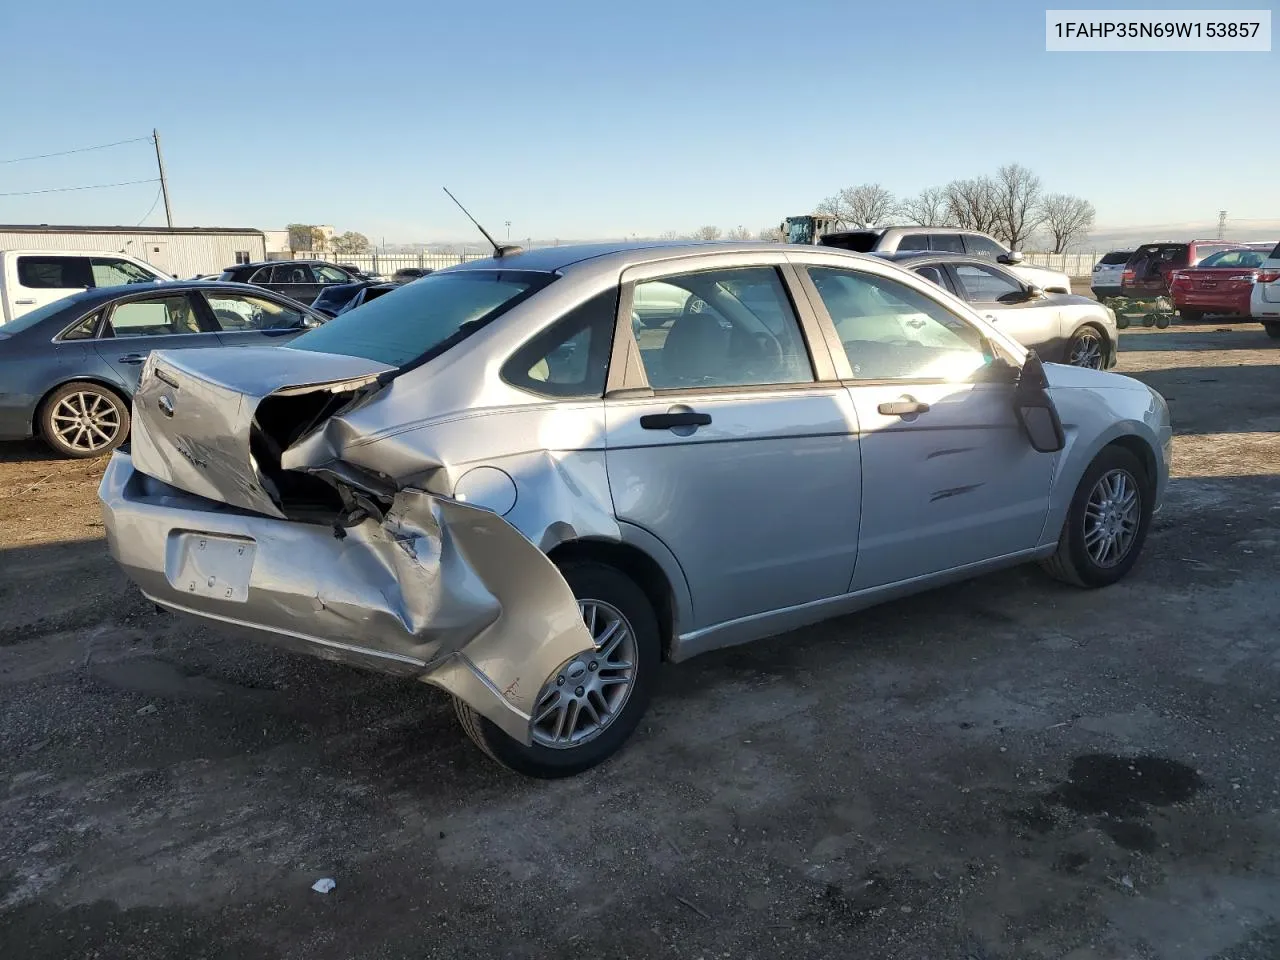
[166,532,257,603]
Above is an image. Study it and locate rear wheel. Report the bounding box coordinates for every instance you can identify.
[453,561,661,778]
[1041,446,1153,588]
[1263,322,1280,340]
[40,382,129,459]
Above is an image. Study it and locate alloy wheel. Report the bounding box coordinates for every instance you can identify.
[1083,469,1141,568]
[530,600,638,749]
[1069,330,1104,368]
[50,391,121,453]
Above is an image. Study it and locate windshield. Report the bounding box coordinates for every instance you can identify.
[785,219,816,244]
[287,269,555,367]
[1197,250,1266,269]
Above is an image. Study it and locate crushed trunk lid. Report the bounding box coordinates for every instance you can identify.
[130,345,394,518]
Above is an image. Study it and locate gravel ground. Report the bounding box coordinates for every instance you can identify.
[2,315,1278,959]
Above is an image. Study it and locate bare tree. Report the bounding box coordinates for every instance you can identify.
[816,183,898,229]
[691,225,722,241]
[993,163,1045,251]
[1038,193,1096,253]
[726,225,753,241]
[898,186,950,226]
[757,224,784,242]
[658,230,680,241]
[943,177,1001,236]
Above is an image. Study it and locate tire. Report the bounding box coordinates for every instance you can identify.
[1179,308,1203,323]
[1115,313,1131,330]
[1263,322,1280,340]
[1065,326,1106,369]
[453,561,661,778]
[1040,445,1153,589]
[40,382,130,459]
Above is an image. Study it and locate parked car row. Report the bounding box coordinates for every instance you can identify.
[99,239,1172,776]
[1091,240,1280,337]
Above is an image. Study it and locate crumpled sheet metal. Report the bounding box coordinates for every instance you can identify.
[384,489,598,742]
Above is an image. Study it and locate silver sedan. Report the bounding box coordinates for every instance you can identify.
[880,251,1119,370]
[99,241,1171,777]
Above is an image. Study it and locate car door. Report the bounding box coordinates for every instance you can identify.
[603,260,861,631]
[197,290,315,347]
[10,255,94,319]
[92,291,219,390]
[797,262,1052,590]
[266,263,321,304]
[945,261,1063,357]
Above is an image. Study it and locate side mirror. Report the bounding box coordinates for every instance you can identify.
[302,314,324,327]
[1024,284,1045,301]
[998,251,1025,265]
[1013,351,1065,453]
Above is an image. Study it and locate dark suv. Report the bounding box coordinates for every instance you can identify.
[218,260,360,306]
[1120,240,1236,298]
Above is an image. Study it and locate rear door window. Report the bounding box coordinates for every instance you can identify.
[16,256,93,289]
[271,264,316,284]
[962,234,1007,257]
[502,289,618,398]
[90,258,158,287]
[896,234,929,251]
[106,295,204,338]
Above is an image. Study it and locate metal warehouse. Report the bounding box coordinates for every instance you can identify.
[0,225,266,279]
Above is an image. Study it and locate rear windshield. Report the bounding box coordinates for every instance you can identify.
[1100,251,1133,265]
[1190,243,1232,264]
[288,269,555,367]
[1131,244,1187,265]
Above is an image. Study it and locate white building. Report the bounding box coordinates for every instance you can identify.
[0,225,267,278]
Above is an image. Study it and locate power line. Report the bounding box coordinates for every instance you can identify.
[0,177,159,198]
[0,136,151,165]
[135,185,164,226]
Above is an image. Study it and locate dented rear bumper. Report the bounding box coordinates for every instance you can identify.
[98,452,595,745]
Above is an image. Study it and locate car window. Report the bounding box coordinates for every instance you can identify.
[806,266,988,382]
[313,265,349,283]
[502,289,617,398]
[962,234,1007,257]
[1190,244,1231,265]
[896,234,929,251]
[60,311,100,340]
[912,264,950,290]
[271,264,315,284]
[1271,242,1280,261]
[205,293,307,331]
[90,258,157,287]
[106,295,203,338]
[247,266,272,283]
[631,267,813,390]
[930,234,966,253]
[16,256,93,289]
[289,269,554,367]
[952,263,1024,302]
[1100,251,1133,266]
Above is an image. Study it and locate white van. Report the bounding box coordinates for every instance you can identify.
[0,250,170,324]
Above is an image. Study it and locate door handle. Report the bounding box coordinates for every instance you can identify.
[985,314,997,322]
[878,400,930,417]
[117,354,146,364]
[640,411,712,430]
[15,298,36,305]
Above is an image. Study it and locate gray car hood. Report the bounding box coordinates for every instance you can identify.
[1044,362,1148,392]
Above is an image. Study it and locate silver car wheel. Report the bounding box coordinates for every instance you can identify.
[531,599,637,749]
[1069,330,1104,368]
[1083,468,1141,568]
[50,391,122,453]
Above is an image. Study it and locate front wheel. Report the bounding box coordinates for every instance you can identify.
[454,561,661,778]
[1041,446,1153,588]
[1263,322,1280,340]
[1066,327,1106,368]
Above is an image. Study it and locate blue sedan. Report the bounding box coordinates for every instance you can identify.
[0,281,326,457]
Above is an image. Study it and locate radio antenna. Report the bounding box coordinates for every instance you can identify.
[442,187,522,258]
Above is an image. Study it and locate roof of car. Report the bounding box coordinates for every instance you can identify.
[875,250,974,262]
[225,258,339,270]
[38,280,315,314]
[447,240,820,273]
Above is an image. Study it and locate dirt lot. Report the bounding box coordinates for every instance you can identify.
[2,315,1279,959]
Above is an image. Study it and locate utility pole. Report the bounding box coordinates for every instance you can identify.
[1217,210,1227,240]
[153,129,173,228]
[505,220,511,240]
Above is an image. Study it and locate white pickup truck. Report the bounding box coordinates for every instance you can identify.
[0,250,171,324]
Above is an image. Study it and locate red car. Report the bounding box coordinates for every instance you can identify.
[1169,248,1271,321]
[1120,239,1237,298]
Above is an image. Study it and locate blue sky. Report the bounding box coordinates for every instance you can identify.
[0,0,1274,242]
